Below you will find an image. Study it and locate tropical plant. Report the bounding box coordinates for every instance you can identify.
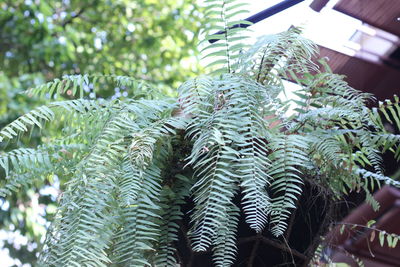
[2,0,400,266]
[1,0,203,264]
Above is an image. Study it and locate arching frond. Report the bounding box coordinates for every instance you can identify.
[26,74,156,99]
[200,0,252,73]
[356,168,400,188]
[0,99,106,143]
[212,203,239,267]
[239,28,318,83]
[268,134,309,236]
[155,174,192,267]
[0,105,54,143]
[0,144,85,197]
[112,163,163,266]
[372,133,400,160]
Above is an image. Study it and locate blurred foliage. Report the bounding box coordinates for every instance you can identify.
[0,0,203,265]
[0,0,203,90]
[0,74,49,266]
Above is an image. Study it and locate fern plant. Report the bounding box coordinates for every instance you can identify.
[2,0,400,266]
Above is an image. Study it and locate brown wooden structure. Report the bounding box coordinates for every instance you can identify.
[311,0,400,100]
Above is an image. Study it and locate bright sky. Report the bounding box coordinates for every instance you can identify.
[244,0,367,113]
[247,0,362,55]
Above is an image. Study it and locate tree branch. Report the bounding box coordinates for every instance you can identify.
[238,234,307,264]
[61,7,87,28]
[247,234,261,267]
[260,236,307,261]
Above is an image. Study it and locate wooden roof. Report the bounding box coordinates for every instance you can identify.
[318,46,400,101]
[327,186,400,266]
[306,2,400,266]
[334,0,400,37]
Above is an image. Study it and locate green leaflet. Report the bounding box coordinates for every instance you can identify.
[25,74,157,100]
[201,0,251,73]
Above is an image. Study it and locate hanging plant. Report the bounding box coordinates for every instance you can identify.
[1,0,400,266]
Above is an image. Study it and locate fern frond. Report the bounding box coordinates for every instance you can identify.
[187,87,241,251]
[239,134,271,233]
[201,0,251,73]
[113,164,163,266]
[0,99,106,144]
[309,130,346,168]
[234,81,273,233]
[190,142,239,252]
[240,28,318,83]
[314,73,373,105]
[155,175,191,267]
[356,168,400,188]
[268,134,309,236]
[356,131,384,174]
[377,96,400,129]
[0,148,51,176]
[39,111,134,267]
[0,144,85,197]
[111,110,181,265]
[26,74,155,99]
[0,105,54,143]
[372,133,400,160]
[212,203,239,267]
[178,76,214,116]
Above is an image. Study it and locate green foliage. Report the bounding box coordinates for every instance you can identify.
[268,134,309,236]
[200,0,252,73]
[1,0,203,263]
[25,74,162,100]
[1,0,203,89]
[2,0,400,266]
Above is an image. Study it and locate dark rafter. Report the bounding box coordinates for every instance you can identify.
[209,0,305,43]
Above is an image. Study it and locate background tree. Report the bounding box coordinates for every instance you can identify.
[1,0,203,89]
[0,0,203,265]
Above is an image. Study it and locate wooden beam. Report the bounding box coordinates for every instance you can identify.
[309,0,330,12]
